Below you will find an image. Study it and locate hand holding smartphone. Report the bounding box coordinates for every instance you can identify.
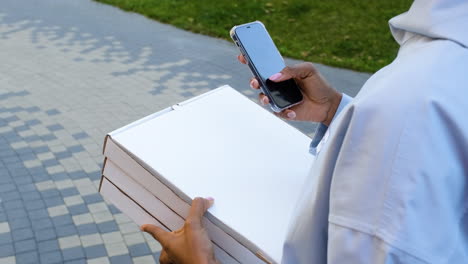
[230,21,303,112]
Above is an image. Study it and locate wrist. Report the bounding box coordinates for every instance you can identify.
[322,91,342,126]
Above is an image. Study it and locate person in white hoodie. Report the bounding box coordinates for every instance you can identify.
[141,0,468,263]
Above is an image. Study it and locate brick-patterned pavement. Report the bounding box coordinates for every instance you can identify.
[0,0,370,263]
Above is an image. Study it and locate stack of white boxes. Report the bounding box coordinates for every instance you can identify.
[99,85,315,263]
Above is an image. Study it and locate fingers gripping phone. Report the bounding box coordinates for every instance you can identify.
[230,21,303,112]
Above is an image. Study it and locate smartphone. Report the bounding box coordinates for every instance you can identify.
[230,21,303,112]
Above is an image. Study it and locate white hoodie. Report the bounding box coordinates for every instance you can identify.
[282,0,468,263]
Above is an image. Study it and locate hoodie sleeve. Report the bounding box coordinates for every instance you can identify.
[310,93,353,155]
[327,224,429,264]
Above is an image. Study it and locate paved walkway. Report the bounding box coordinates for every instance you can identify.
[0,0,371,263]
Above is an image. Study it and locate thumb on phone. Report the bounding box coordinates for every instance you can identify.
[269,63,319,83]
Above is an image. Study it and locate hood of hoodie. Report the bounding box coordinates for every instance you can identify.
[389,0,468,48]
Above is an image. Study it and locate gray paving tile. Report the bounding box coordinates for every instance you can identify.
[88,171,102,181]
[35,228,58,242]
[104,241,128,257]
[72,132,89,140]
[62,246,85,262]
[128,243,151,258]
[55,151,73,159]
[3,199,23,210]
[77,223,99,236]
[29,167,48,176]
[60,187,80,197]
[3,158,21,166]
[58,235,81,250]
[19,153,36,161]
[32,146,50,154]
[55,225,79,238]
[38,240,60,254]
[45,109,60,116]
[44,196,65,207]
[39,250,62,264]
[0,183,16,193]
[13,239,37,254]
[0,244,14,257]
[46,124,64,132]
[69,204,89,216]
[41,189,62,199]
[26,106,40,113]
[69,171,88,180]
[134,255,158,264]
[50,172,69,181]
[0,150,16,159]
[0,191,20,201]
[42,159,60,167]
[97,221,118,234]
[107,205,120,215]
[28,208,50,220]
[72,213,94,226]
[0,234,13,245]
[52,214,74,227]
[24,199,46,211]
[6,208,28,220]
[18,183,37,193]
[109,254,132,264]
[15,250,38,264]
[13,175,33,185]
[64,259,86,264]
[24,120,41,127]
[32,218,54,230]
[11,228,34,242]
[82,194,103,204]
[0,176,12,185]
[84,245,107,259]
[68,145,85,153]
[24,135,42,142]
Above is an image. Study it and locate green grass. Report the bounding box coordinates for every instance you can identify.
[95,0,412,72]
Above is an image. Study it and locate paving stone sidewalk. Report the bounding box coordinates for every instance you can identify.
[0,0,371,263]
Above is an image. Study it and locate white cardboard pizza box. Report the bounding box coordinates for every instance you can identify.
[100,85,314,263]
[99,165,237,263]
